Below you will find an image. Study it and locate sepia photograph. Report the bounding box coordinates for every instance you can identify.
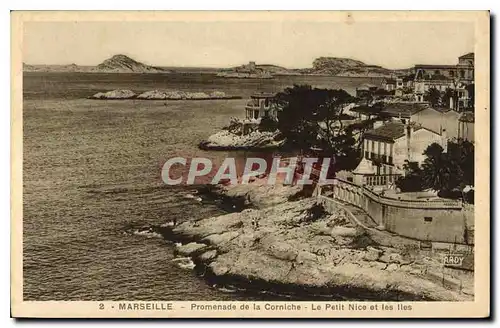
[10,10,490,318]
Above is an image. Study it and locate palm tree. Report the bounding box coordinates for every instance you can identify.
[423,87,441,107]
[421,143,461,192]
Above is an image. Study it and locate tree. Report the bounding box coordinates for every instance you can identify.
[395,161,424,192]
[423,87,441,107]
[274,84,360,171]
[465,83,475,109]
[441,88,457,109]
[258,116,279,132]
[420,140,474,193]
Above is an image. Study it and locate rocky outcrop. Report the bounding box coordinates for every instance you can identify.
[90,89,136,99]
[90,89,241,100]
[136,90,240,100]
[217,71,273,79]
[95,54,169,73]
[199,130,285,150]
[302,57,395,77]
[165,183,472,301]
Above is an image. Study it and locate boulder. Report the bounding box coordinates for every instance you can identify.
[200,250,218,262]
[176,242,207,256]
[202,231,239,246]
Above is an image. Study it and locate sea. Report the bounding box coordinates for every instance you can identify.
[22,72,380,301]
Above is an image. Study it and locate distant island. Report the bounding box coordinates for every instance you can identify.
[24,54,410,77]
[217,59,410,78]
[23,54,171,74]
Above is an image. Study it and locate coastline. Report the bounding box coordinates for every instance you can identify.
[157,182,472,302]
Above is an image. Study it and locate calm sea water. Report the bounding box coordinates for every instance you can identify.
[22,72,377,301]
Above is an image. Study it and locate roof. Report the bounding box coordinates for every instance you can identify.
[459,52,474,59]
[364,122,406,141]
[250,92,276,98]
[414,64,457,69]
[459,112,475,123]
[415,70,454,81]
[428,74,453,81]
[365,121,442,142]
[353,158,376,175]
[351,105,373,114]
[381,102,429,118]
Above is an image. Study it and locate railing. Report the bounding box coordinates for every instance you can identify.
[332,177,464,210]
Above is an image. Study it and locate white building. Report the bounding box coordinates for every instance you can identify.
[352,121,447,187]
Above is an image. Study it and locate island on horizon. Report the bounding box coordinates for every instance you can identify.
[23,54,412,78]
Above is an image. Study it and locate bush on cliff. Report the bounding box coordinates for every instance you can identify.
[258,116,279,132]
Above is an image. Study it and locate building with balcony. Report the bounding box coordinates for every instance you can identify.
[412,53,474,107]
[245,92,278,120]
[352,121,446,188]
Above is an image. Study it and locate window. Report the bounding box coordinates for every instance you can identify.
[460,70,465,78]
[365,151,369,159]
[264,99,270,107]
[254,110,259,119]
[449,70,455,77]
[424,217,433,222]
[434,70,440,75]
[388,156,393,164]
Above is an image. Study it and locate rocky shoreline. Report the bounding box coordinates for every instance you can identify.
[155,183,472,301]
[199,130,285,151]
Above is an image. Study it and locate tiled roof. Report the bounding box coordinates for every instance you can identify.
[364,122,406,141]
[381,102,429,118]
[459,52,474,59]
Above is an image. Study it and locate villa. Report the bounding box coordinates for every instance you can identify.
[245,92,278,120]
[351,121,447,188]
[413,53,474,107]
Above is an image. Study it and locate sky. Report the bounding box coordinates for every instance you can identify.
[23,21,474,69]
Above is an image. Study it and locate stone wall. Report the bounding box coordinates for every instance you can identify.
[325,179,474,245]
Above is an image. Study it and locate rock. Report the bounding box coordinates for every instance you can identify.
[296,251,318,264]
[202,231,239,246]
[330,226,358,237]
[200,130,285,150]
[210,91,226,98]
[176,242,207,256]
[267,241,298,261]
[209,261,230,276]
[364,246,383,261]
[137,90,168,99]
[379,252,405,264]
[200,250,218,262]
[91,89,136,99]
[369,261,388,270]
[386,263,400,271]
